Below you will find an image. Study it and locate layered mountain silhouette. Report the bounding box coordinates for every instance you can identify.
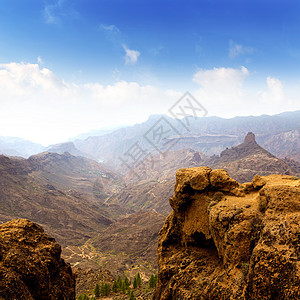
[0,152,127,245]
[69,111,300,171]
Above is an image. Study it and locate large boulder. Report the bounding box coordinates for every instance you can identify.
[155,168,300,299]
[0,219,75,299]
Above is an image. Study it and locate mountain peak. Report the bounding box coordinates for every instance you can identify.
[244,132,256,144]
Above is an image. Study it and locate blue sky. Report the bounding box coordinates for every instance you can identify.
[0,0,300,145]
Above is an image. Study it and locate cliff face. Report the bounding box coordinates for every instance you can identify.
[155,167,300,299]
[0,219,75,299]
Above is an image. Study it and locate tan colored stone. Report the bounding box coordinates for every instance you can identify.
[175,167,211,194]
[252,174,266,189]
[209,169,239,192]
[155,170,300,300]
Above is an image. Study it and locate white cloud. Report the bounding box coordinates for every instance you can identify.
[193,66,300,117]
[0,62,299,145]
[259,76,284,104]
[193,66,249,91]
[0,62,179,145]
[44,2,60,24]
[229,40,254,58]
[122,44,140,65]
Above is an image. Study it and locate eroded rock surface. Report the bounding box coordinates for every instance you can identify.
[0,219,75,299]
[155,167,300,299]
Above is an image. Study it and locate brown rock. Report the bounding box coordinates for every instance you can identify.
[0,219,75,299]
[209,169,240,192]
[175,167,211,193]
[252,174,266,189]
[170,167,211,212]
[155,169,300,300]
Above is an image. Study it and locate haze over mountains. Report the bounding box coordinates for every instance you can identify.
[1,111,299,168]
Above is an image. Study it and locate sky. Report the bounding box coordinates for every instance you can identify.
[0,0,300,145]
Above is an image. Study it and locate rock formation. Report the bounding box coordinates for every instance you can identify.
[0,219,75,299]
[155,167,300,299]
[208,132,300,182]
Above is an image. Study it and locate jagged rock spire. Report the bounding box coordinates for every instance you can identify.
[244,132,256,144]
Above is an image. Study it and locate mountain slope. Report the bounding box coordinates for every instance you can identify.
[28,151,124,200]
[0,154,126,245]
[62,211,166,278]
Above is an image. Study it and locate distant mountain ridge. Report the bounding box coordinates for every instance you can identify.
[0,136,45,158]
[1,110,300,166]
[70,110,300,170]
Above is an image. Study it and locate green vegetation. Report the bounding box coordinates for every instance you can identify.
[129,290,136,300]
[112,280,119,292]
[148,274,158,288]
[94,283,100,297]
[100,282,111,296]
[87,273,147,299]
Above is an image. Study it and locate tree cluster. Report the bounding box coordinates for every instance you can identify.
[148,274,158,288]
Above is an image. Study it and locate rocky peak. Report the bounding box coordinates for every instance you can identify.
[155,167,300,299]
[244,132,256,144]
[0,219,75,299]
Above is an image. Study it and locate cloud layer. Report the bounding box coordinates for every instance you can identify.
[0,62,299,145]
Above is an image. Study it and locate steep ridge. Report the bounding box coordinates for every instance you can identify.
[155,167,300,299]
[207,132,300,182]
[0,154,125,245]
[0,219,75,299]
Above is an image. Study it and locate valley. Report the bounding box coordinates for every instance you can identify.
[0,112,300,299]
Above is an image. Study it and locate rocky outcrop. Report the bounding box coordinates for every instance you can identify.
[0,219,75,299]
[208,132,300,182]
[155,167,300,299]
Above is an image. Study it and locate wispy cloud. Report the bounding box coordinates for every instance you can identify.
[99,24,120,34]
[122,45,140,65]
[37,56,43,65]
[260,76,284,104]
[229,40,254,58]
[44,0,63,24]
[43,0,78,25]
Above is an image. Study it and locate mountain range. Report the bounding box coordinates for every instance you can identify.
[2,111,300,169]
[0,110,300,298]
